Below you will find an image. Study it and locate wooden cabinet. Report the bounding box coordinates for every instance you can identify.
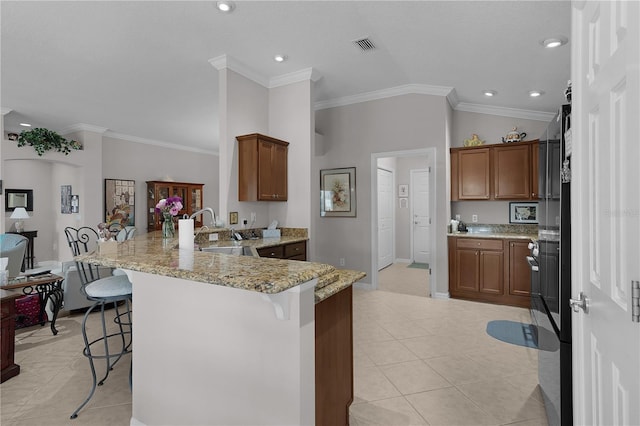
[1,293,21,383]
[508,240,532,298]
[236,133,289,202]
[457,148,491,200]
[450,140,538,201]
[146,181,204,232]
[493,144,531,199]
[257,241,307,261]
[315,285,353,426]
[452,237,504,296]
[449,236,530,308]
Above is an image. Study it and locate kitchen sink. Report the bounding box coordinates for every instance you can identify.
[199,245,255,256]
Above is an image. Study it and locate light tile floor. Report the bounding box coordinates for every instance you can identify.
[1,284,548,426]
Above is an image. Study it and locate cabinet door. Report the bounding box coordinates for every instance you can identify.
[493,144,531,199]
[508,240,531,297]
[530,142,539,199]
[458,149,491,199]
[479,250,504,294]
[271,143,288,200]
[258,140,275,200]
[455,249,479,292]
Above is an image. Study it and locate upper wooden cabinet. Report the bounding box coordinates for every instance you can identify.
[237,133,289,202]
[146,181,204,232]
[451,140,538,201]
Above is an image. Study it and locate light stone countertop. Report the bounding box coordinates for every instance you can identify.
[75,231,362,301]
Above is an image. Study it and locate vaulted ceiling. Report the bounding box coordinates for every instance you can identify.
[1,1,571,153]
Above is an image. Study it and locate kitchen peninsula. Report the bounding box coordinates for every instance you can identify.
[76,231,364,426]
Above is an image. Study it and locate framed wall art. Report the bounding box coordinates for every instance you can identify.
[5,188,33,212]
[509,202,538,224]
[105,179,135,226]
[398,184,408,197]
[320,167,356,217]
[61,185,72,214]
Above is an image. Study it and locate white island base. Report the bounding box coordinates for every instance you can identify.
[128,271,316,426]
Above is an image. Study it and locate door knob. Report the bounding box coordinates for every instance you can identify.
[569,291,589,313]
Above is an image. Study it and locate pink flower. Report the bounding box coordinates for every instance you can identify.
[155,197,183,216]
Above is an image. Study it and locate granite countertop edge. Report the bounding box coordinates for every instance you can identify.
[447,232,537,240]
[75,231,362,300]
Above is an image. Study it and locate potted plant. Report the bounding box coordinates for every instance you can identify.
[16,128,82,156]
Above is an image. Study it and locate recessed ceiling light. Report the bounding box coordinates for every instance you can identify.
[216,1,234,13]
[529,90,545,97]
[540,36,568,48]
[483,90,497,97]
[274,54,287,63]
[19,123,32,127]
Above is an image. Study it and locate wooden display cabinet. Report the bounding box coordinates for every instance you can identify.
[146,181,204,232]
[236,133,289,202]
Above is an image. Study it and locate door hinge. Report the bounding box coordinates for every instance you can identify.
[632,280,640,323]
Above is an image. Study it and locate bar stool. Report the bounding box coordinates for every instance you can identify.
[64,226,133,419]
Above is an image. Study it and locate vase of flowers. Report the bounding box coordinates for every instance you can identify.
[155,196,183,238]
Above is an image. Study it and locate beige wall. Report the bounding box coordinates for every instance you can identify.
[314,93,450,294]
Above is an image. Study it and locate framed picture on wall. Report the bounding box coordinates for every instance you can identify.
[509,202,539,224]
[104,179,135,226]
[398,184,408,197]
[320,167,356,217]
[61,185,72,214]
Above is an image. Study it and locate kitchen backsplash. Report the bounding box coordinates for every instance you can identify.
[465,223,538,235]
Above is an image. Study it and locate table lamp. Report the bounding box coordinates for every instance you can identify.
[10,207,29,232]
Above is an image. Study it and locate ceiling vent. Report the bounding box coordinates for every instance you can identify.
[353,37,376,52]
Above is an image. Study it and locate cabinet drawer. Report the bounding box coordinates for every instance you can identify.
[284,242,306,258]
[257,245,284,258]
[456,238,503,251]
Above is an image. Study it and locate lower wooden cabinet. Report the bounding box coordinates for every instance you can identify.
[315,285,353,426]
[257,241,307,261]
[449,236,530,308]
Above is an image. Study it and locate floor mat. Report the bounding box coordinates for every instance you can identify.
[407,262,429,269]
[486,320,538,349]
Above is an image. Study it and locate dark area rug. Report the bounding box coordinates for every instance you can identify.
[486,320,538,349]
[407,262,429,269]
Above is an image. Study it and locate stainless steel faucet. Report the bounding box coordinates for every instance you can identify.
[190,207,216,227]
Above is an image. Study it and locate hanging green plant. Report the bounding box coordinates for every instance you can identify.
[16,128,82,156]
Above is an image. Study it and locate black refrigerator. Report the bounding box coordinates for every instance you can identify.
[528,104,572,426]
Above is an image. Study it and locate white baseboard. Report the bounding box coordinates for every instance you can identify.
[353,281,373,290]
[130,417,146,426]
[433,292,450,299]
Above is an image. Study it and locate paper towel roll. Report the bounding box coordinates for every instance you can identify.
[178,248,194,270]
[178,219,195,249]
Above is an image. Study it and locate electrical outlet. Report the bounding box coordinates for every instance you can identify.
[209,233,219,241]
[472,214,478,222]
[455,214,461,220]
[339,258,345,266]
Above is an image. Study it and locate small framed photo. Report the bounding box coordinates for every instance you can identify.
[399,198,408,209]
[398,184,408,197]
[509,202,539,224]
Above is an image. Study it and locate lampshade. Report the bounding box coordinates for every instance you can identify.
[10,207,29,232]
[10,207,29,220]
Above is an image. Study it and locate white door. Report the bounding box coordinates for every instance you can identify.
[572,2,640,425]
[377,168,393,270]
[411,169,430,265]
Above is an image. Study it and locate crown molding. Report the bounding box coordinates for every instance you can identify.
[104,131,219,156]
[446,88,460,109]
[1,108,13,116]
[61,123,108,135]
[209,54,269,88]
[454,102,555,122]
[269,68,322,88]
[314,83,454,110]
